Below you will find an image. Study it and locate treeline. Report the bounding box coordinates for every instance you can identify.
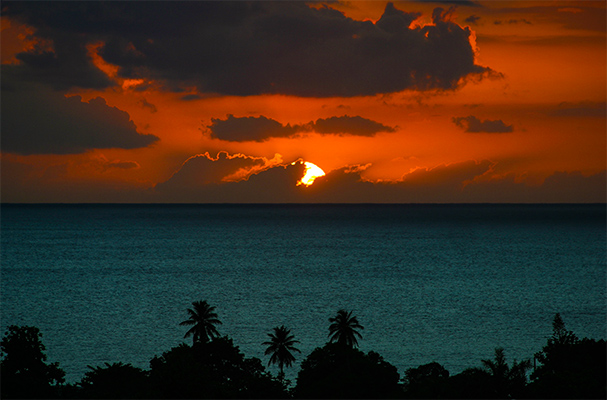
[1,301,605,399]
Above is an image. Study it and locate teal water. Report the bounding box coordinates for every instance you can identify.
[1,204,605,383]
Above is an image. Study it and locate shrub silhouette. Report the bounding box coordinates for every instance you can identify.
[0,325,65,399]
[149,336,287,398]
[295,342,400,398]
[401,361,450,398]
[78,362,149,398]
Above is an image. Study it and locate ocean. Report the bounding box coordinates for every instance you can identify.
[1,204,605,384]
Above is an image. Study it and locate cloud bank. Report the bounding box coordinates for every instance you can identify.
[153,152,605,203]
[208,115,395,142]
[3,2,495,97]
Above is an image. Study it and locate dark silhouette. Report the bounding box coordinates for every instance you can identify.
[328,309,364,348]
[401,362,450,398]
[78,362,150,399]
[448,367,495,399]
[149,336,287,398]
[295,342,400,398]
[263,325,301,381]
[480,347,531,398]
[179,300,222,344]
[0,325,65,399]
[527,313,606,399]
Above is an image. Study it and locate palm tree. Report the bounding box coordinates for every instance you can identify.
[481,347,531,398]
[179,300,222,344]
[263,326,301,380]
[328,309,364,348]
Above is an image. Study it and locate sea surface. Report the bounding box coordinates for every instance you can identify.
[1,204,605,383]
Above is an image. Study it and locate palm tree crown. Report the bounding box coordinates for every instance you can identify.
[328,309,364,348]
[179,300,222,344]
[263,325,301,376]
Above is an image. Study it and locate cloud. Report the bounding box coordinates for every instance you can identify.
[138,98,157,113]
[3,2,495,97]
[152,153,605,203]
[464,15,481,25]
[414,0,482,7]
[549,101,606,117]
[208,115,299,142]
[311,116,396,135]
[208,115,396,142]
[452,115,514,133]
[155,151,283,194]
[461,170,606,203]
[1,85,159,155]
[494,19,532,25]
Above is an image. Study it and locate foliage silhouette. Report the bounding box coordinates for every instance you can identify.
[447,367,495,399]
[78,362,150,399]
[328,309,364,348]
[527,313,606,399]
[0,325,65,399]
[480,347,531,398]
[149,336,287,398]
[401,362,450,398]
[295,342,400,398]
[179,300,222,344]
[263,325,301,381]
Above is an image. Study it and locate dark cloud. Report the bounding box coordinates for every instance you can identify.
[3,1,495,97]
[1,85,159,155]
[138,98,157,113]
[549,101,606,117]
[181,94,203,101]
[413,0,482,7]
[494,19,532,25]
[208,115,299,142]
[155,151,279,194]
[464,15,481,25]
[152,153,606,203]
[207,115,395,142]
[104,160,140,170]
[461,171,606,203]
[312,116,396,135]
[452,115,514,133]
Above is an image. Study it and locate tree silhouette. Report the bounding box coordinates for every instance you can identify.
[480,347,531,398]
[263,325,301,380]
[150,337,287,398]
[0,325,65,399]
[179,300,222,344]
[328,309,364,348]
[79,362,150,399]
[295,343,400,398]
[528,313,606,399]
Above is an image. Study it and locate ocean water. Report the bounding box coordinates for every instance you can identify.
[1,204,605,384]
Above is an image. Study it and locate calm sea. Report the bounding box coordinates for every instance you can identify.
[1,204,605,383]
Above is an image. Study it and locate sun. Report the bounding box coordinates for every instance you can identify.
[293,161,326,186]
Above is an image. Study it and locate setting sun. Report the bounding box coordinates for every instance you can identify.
[296,161,326,187]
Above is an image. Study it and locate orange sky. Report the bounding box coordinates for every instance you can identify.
[1,1,605,202]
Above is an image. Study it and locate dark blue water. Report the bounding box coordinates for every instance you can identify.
[1,204,605,383]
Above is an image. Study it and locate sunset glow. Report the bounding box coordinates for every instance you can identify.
[1,1,605,203]
[295,161,326,187]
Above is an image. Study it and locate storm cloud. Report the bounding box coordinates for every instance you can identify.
[3,1,495,97]
[1,86,159,155]
[208,115,396,142]
[452,115,514,133]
